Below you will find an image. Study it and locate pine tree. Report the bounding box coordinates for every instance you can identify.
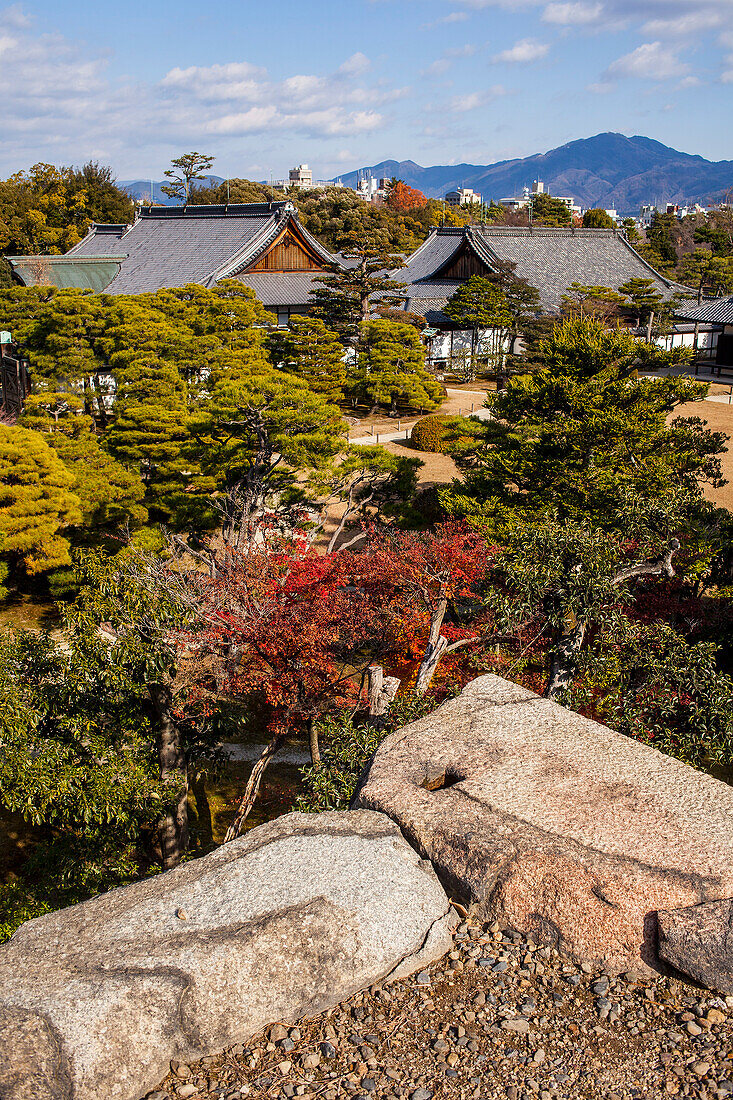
[189,356,346,553]
[21,394,147,531]
[311,233,406,346]
[444,317,724,537]
[106,357,191,520]
[0,424,82,575]
[272,316,347,402]
[357,320,443,415]
[445,276,514,373]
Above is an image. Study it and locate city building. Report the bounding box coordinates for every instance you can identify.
[268,165,345,192]
[289,164,313,189]
[355,175,391,203]
[8,202,345,327]
[499,179,581,219]
[445,188,482,207]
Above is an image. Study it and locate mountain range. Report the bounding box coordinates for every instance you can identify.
[334,133,733,213]
[119,134,733,214]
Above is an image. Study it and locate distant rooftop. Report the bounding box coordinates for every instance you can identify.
[393,224,683,318]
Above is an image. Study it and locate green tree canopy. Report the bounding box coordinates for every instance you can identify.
[618,277,665,325]
[0,162,134,257]
[20,395,147,531]
[445,317,725,536]
[271,316,347,402]
[0,423,82,576]
[530,192,572,227]
[311,232,406,346]
[357,319,442,415]
[189,357,347,551]
[582,208,615,229]
[161,152,216,203]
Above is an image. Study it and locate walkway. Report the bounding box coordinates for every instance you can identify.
[349,388,492,446]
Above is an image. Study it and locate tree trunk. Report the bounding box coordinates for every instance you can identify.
[224,732,286,843]
[415,635,449,695]
[308,719,321,767]
[646,311,654,344]
[545,621,586,701]
[367,665,401,723]
[414,597,449,695]
[149,681,188,870]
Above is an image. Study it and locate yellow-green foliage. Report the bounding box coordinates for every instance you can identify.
[411,414,456,453]
[0,424,82,574]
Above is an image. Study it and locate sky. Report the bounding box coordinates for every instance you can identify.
[0,0,731,181]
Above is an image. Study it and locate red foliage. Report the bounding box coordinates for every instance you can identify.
[386,181,427,212]
[182,524,495,736]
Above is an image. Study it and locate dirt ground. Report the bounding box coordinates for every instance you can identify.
[382,440,461,487]
[347,382,494,440]
[675,398,733,512]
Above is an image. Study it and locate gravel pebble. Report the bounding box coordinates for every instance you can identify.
[148,920,733,1100]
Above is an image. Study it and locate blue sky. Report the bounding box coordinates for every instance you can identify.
[1,0,731,180]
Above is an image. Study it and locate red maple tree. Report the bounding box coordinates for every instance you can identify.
[386,180,427,212]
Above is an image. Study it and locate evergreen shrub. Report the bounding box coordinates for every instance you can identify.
[410,414,457,453]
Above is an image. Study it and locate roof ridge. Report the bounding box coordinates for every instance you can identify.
[137,201,293,219]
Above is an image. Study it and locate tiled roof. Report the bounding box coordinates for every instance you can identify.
[8,256,125,293]
[675,296,733,325]
[393,232,464,285]
[64,203,340,298]
[394,226,681,315]
[237,272,327,307]
[400,298,452,323]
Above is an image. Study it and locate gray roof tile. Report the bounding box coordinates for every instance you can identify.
[237,272,326,306]
[675,295,733,325]
[66,203,339,298]
[395,226,680,314]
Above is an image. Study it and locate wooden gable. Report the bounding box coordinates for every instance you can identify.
[436,240,492,281]
[246,223,325,273]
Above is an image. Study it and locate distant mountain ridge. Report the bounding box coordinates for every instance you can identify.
[334,133,733,213]
[119,176,224,206]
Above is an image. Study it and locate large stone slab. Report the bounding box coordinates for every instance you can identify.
[658,899,733,993]
[353,674,733,976]
[0,811,455,1100]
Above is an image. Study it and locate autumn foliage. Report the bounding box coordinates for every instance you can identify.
[186,524,495,737]
[386,180,427,213]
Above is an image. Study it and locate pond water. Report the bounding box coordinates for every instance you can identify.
[190,741,310,848]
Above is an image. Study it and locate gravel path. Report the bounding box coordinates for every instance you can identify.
[145,919,733,1100]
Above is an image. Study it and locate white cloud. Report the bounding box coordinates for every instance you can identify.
[450,85,506,110]
[337,52,372,76]
[0,4,30,28]
[492,38,550,62]
[542,2,603,24]
[606,40,689,80]
[0,14,397,174]
[643,10,723,36]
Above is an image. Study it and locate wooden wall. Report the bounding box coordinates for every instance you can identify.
[439,248,490,280]
[248,230,322,272]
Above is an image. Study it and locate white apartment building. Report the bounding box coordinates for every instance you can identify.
[500,179,581,218]
[445,187,483,206]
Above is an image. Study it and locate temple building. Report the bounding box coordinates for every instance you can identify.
[670,295,733,370]
[8,201,342,327]
[388,224,683,369]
